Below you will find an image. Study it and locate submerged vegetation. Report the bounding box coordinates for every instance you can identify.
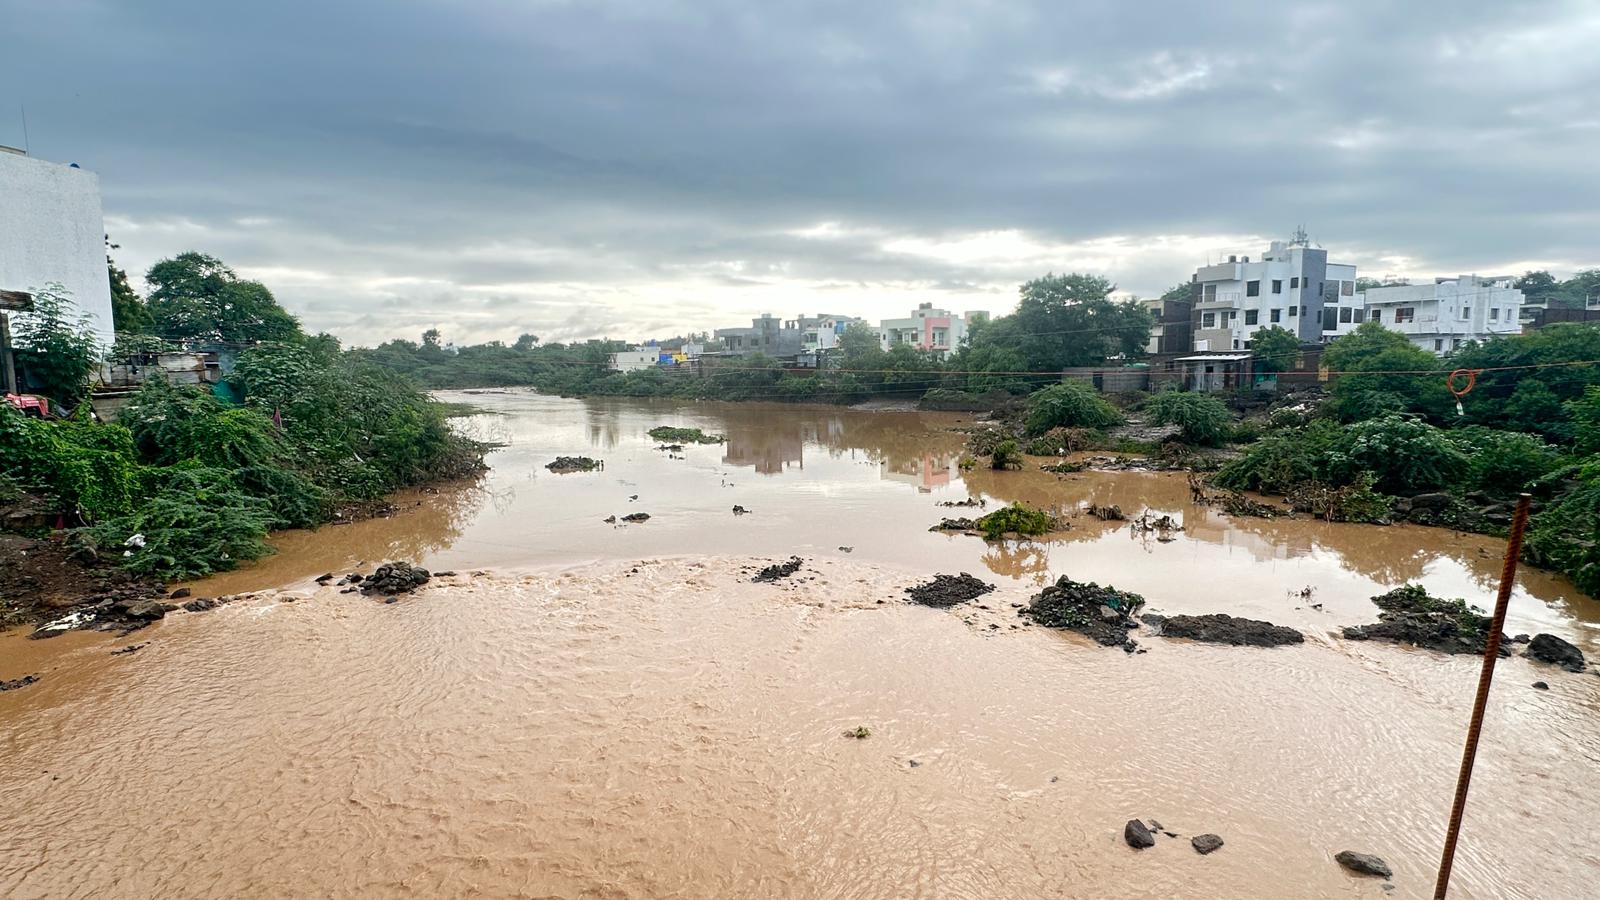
[972,504,1057,540]
[646,426,725,444]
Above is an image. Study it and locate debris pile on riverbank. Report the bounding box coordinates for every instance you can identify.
[753,557,804,582]
[0,674,40,692]
[359,562,431,595]
[1143,613,1304,647]
[546,456,603,472]
[621,512,651,523]
[905,573,995,608]
[0,533,163,629]
[1342,585,1499,655]
[1022,576,1145,648]
[646,426,724,444]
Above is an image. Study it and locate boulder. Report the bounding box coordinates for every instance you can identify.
[1335,851,1392,878]
[182,598,219,613]
[1527,633,1585,672]
[169,587,192,599]
[1124,819,1155,849]
[1192,834,1224,855]
[1409,492,1452,512]
[122,600,167,621]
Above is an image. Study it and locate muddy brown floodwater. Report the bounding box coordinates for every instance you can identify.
[3,390,1599,899]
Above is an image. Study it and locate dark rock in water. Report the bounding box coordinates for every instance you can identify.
[1512,633,1530,644]
[930,517,978,532]
[1527,633,1585,671]
[545,456,602,473]
[315,573,334,583]
[1335,851,1392,878]
[753,557,804,583]
[169,587,192,599]
[1023,576,1145,648]
[1192,834,1224,855]
[1532,681,1549,690]
[0,674,40,692]
[1342,585,1500,656]
[732,505,751,515]
[434,571,456,577]
[384,597,398,604]
[905,573,995,608]
[1087,504,1125,521]
[121,600,167,621]
[620,512,651,523]
[181,598,219,613]
[1147,613,1304,647]
[360,562,431,596]
[603,515,617,524]
[111,643,146,655]
[1124,819,1155,849]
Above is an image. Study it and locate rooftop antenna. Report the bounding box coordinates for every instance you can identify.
[19,102,30,154]
[1290,225,1309,246]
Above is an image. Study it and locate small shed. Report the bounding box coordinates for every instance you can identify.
[1173,353,1253,392]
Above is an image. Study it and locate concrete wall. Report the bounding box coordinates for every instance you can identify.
[0,152,115,349]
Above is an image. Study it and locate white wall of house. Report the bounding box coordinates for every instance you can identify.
[608,349,658,372]
[1358,277,1524,354]
[0,150,116,350]
[878,304,968,358]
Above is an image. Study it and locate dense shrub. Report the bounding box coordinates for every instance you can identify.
[81,466,280,579]
[1570,386,1600,455]
[10,285,102,407]
[1447,427,1564,495]
[1330,415,1468,494]
[1145,391,1232,446]
[1525,457,1600,597]
[1024,381,1121,435]
[990,440,1023,470]
[0,405,145,521]
[1213,420,1347,494]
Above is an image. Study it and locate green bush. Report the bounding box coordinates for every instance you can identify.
[1213,420,1346,494]
[1024,381,1121,435]
[1569,386,1600,455]
[10,284,102,407]
[0,405,145,521]
[973,504,1055,540]
[647,426,725,444]
[82,466,280,579]
[1145,391,1232,446]
[1525,457,1600,597]
[1447,427,1564,495]
[990,440,1023,470]
[1330,415,1468,494]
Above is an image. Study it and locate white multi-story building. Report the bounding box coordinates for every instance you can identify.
[0,148,116,349]
[1356,276,1524,354]
[878,304,983,359]
[797,314,865,353]
[607,348,659,372]
[1190,235,1356,352]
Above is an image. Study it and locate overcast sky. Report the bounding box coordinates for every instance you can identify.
[4,0,1597,346]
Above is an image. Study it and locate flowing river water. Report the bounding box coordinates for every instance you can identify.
[3,390,1598,899]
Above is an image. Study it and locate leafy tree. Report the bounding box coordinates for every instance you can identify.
[11,284,102,407]
[974,273,1153,371]
[1515,270,1561,305]
[1568,386,1600,455]
[513,333,540,351]
[1450,324,1600,439]
[145,252,301,342]
[1448,427,1563,494]
[106,237,152,334]
[1324,321,1453,422]
[1146,391,1231,446]
[839,323,884,368]
[1249,325,1301,375]
[1024,381,1122,435]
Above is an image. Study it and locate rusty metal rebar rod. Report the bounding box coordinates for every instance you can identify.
[1432,492,1532,899]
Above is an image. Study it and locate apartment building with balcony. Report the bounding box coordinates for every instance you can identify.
[1189,236,1356,351]
[878,303,983,359]
[1356,276,1524,354]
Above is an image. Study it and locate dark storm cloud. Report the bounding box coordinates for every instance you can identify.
[3,0,1596,343]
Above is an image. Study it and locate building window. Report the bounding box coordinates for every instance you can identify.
[1435,339,1443,351]
[1371,309,1382,322]
[1341,280,1354,296]
[1301,305,1308,316]
[1340,307,1353,323]
[1490,307,1499,320]
[1233,340,1241,350]
[1245,309,1259,325]
[1291,276,1300,289]
[1452,339,1462,350]
[1460,306,1470,320]
[1354,309,1366,323]
[1202,312,1216,328]
[1247,280,1261,297]
[1288,306,1297,317]
[1272,279,1283,294]
[1203,284,1217,301]
[1270,308,1281,323]
[1395,307,1415,323]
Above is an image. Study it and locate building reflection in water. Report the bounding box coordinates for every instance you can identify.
[879,452,959,493]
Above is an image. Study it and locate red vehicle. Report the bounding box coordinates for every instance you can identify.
[3,393,50,417]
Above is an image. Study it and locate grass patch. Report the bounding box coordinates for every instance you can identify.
[973,504,1056,540]
[647,425,725,444]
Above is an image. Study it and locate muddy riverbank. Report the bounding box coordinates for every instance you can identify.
[4,390,1599,899]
